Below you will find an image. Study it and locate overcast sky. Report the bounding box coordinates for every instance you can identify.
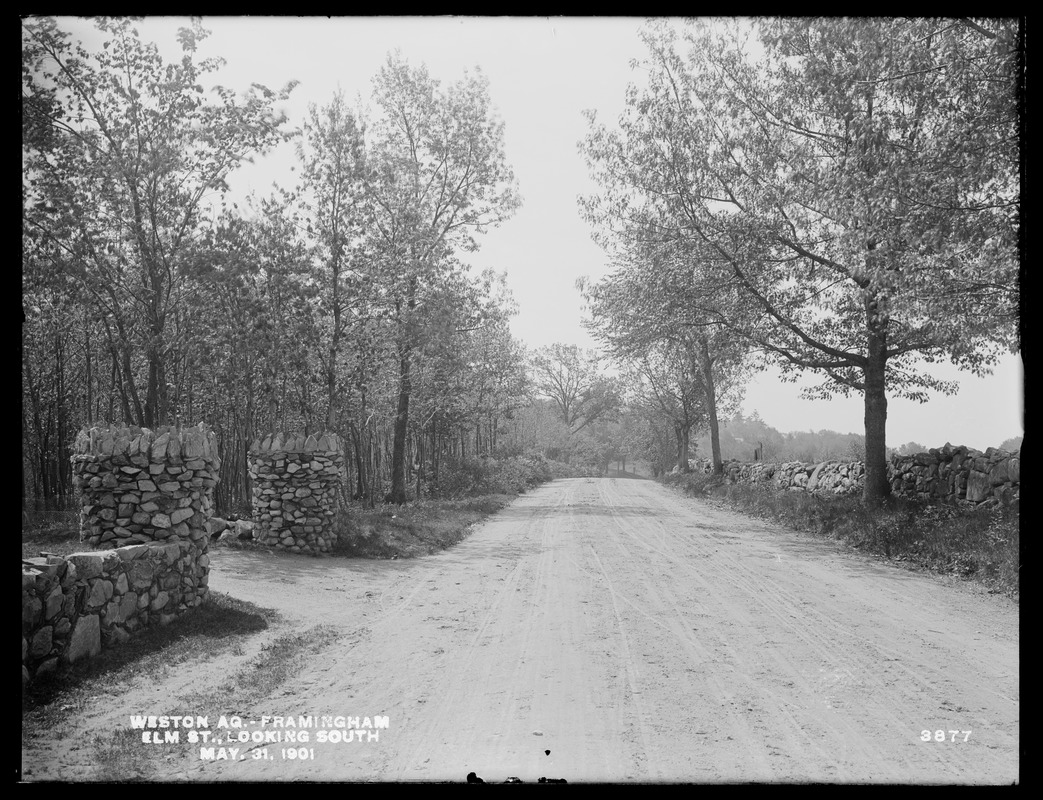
[52,16,1024,450]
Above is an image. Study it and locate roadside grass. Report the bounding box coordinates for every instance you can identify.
[87,624,339,782]
[22,586,338,782]
[211,493,521,559]
[331,494,516,558]
[663,471,1019,599]
[27,492,523,562]
[91,727,153,783]
[88,625,342,784]
[22,592,276,717]
[22,591,275,780]
[22,517,84,560]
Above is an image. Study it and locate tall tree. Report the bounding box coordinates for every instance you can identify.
[22,236,82,499]
[579,242,749,475]
[365,54,520,503]
[627,343,706,472]
[22,16,297,427]
[189,200,316,507]
[296,92,370,431]
[530,344,621,439]
[583,17,1020,502]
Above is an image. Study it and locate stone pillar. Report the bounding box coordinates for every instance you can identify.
[69,424,220,601]
[19,425,221,685]
[248,432,345,554]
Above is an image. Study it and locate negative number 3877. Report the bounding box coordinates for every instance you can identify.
[921,730,971,742]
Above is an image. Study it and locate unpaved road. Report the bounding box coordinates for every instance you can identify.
[24,477,1018,783]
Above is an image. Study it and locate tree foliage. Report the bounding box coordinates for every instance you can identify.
[365,54,521,503]
[530,344,621,436]
[581,17,1020,501]
[23,16,298,428]
[21,18,529,511]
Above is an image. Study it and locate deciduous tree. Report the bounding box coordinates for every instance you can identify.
[365,54,520,503]
[22,16,297,427]
[582,17,1020,502]
[530,344,620,438]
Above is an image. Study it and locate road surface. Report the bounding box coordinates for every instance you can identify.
[26,477,1020,783]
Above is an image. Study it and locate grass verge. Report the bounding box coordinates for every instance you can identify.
[22,592,275,716]
[27,489,527,563]
[22,591,276,780]
[22,588,339,782]
[88,624,339,782]
[331,494,516,558]
[213,494,518,559]
[663,471,1019,600]
[22,519,86,560]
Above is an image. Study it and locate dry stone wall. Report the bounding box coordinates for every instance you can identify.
[70,424,221,552]
[888,444,1020,504]
[22,542,206,685]
[22,425,220,686]
[691,443,1019,506]
[693,459,866,497]
[248,432,346,554]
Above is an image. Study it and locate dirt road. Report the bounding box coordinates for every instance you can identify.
[27,477,1019,783]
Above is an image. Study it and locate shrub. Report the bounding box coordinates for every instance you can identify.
[426,452,561,500]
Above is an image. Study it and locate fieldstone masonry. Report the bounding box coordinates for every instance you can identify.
[22,425,220,686]
[70,424,220,551]
[22,542,206,685]
[888,443,1020,505]
[248,432,346,554]
[691,443,1020,506]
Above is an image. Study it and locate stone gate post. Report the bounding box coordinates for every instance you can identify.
[248,432,346,554]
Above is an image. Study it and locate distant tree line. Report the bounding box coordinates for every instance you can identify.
[691,411,865,465]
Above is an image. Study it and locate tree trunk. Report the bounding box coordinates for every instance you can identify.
[349,422,366,500]
[145,328,166,428]
[105,314,142,425]
[108,350,119,422]
[55,332,68,496]
[430,418,439,486]
[326,241,343,431]
[699,337,724,476]
[388,346,412,505]
[862,302,891,504]
[388,275,418,506]
[243,357,255,512]
[367,417,378,508]
[24,359,46,497]
[415,425,424,499]
[83,312,93,424]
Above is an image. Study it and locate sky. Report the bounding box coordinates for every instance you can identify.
[49,16,1024,451]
